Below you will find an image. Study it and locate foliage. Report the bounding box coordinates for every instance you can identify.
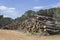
[15,7,60,23]
[0,7,60,29]
[0,15,14,28]
[15,10,35,22]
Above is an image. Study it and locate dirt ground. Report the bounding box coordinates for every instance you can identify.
[0,29,60,40]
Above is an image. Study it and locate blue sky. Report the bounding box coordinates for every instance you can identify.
[0,0,60,19]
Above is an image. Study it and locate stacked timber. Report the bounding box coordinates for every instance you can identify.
[17,15,49,35]
[2,23,20,30]
[18,15,60,35]
[3,15,60,35]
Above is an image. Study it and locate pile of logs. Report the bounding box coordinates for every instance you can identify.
[2,23,21,30]
[3,15,60,35]
[18,17,42,33]
[18,15,60,35]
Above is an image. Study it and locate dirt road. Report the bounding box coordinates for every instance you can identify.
[0,29,60,40]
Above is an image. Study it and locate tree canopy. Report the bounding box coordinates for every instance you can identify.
[0,7,60,29]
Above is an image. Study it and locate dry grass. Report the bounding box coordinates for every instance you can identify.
[0,29,60,40]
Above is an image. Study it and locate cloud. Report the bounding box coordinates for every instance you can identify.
[0,6,15,12]
[52,2,60,8]
[0,5,19,19]
[33,6,44,10]
[0,6,7,10]
[33,2,60,10]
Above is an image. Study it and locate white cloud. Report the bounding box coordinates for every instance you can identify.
[0,5,15,12]
[33,6,44,10]
[0,5,19,19]
[33,2,60,10]
[0,6,7,10]
[52,2,60,8]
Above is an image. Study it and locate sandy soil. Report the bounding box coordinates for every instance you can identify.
[0,29,60,40]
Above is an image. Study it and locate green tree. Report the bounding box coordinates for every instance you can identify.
[0,15,13,28]
[15,10,35,22]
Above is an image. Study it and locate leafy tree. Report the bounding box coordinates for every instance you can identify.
[0,15,13,28]
[15,10,36,22]
[54,8,60,21]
